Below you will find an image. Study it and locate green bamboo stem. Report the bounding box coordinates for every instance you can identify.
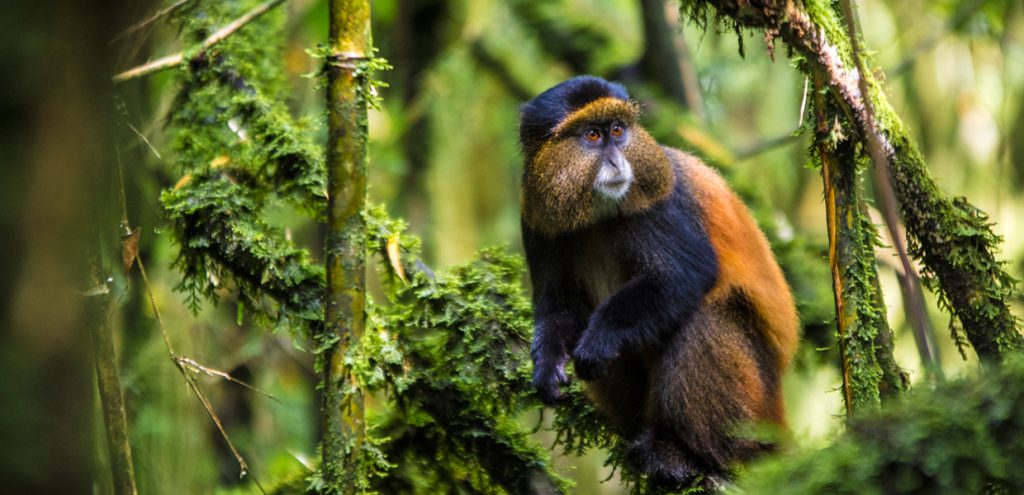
[322,0,372,492]
[86,243,138,495]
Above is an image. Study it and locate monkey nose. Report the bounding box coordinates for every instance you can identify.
[607,154,629,172]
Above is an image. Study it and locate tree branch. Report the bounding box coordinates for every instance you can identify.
[112,0,287,83]
[682,0,1022,362]
[839,0,938,375]
[815,77,905,414]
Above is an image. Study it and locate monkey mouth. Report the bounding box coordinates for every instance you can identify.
[595,177,632,199]
[594,157,634,200]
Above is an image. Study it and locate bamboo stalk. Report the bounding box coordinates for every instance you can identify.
[322,0,371,492]
[87,240,138,495]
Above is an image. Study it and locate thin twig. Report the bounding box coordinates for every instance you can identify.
[112,0,288,83]
[119,156,267,493]
[734,132,800,161]
[798,76,809,128]
[109,0,194,45]
[135,254,268,495]
[125,122,162,160]
[181,368,268,493]
[174,355,282,403]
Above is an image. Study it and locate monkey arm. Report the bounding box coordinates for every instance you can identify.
[523,228,590,405]
[573,203,719,380]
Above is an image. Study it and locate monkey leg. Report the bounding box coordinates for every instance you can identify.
[645,295,782,477]
[581,351,649,438]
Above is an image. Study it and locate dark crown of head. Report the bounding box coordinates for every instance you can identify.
[519,76,630,157]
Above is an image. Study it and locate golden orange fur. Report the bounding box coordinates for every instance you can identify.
[670,148,800,370]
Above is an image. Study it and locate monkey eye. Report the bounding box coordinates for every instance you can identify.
[583,127,602,142]
[610,123,624,138]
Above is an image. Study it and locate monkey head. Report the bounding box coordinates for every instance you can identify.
[519,76,674,237]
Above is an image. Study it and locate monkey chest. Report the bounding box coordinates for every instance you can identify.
[572,232,632,308]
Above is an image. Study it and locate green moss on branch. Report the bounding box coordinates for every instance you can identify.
[814,88,906,412]
[736,355,1024,493]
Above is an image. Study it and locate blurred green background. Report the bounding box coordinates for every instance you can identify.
[4,0,1024,493]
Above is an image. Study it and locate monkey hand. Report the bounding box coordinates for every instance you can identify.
[532,358,570,406]
[572,330,618,380]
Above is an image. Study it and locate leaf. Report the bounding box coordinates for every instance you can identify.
[121,227,141,273]
[386,234,407,283]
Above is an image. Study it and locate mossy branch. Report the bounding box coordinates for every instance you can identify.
[814,80,906,414]
[156,2,568,492]
[112,0,288,82]
[680,0,1022,362]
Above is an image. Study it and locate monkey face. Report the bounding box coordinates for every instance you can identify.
[581,121,635,201]
[521,99,674,237]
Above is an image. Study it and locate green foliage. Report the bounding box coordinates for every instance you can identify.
[161,175,325,329]
[161,0,326,337]
[735,354,1024,494]
[352,208,570,493]
[160,2,569,492]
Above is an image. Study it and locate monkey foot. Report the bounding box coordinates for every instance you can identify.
[625,428,699,489]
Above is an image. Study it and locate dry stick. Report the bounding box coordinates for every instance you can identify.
[112,0,287,83]
[174,355,282,403]
[839,0,939,375]
[116,159,268,495]
[109,0,194,45]
[125,122,162,160]
[134,256,268,495]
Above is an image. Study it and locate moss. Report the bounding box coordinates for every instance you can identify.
[735,354,1024,493]
[813,107,897,412]
[874,97,1024,361]
[161,3,568,492]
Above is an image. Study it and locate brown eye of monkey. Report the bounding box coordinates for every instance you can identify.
[584,128,601,142]
[610,123,624,137]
